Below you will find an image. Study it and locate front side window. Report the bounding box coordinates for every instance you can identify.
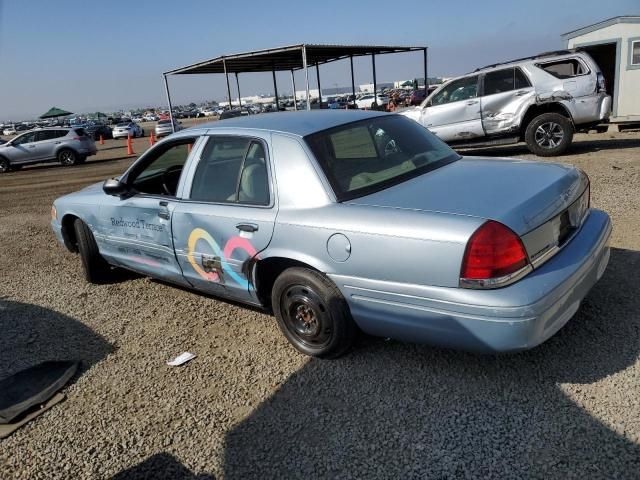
[430,76,479,106]
[632,40,640,65]
[190,137,269,206]
[129,139,195,196]
[12,132,37,145]
[306,115,459,201]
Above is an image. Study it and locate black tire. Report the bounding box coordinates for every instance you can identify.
[524,112,573,157]
[272,267,357,359]
[58,149,78,166]
[0,157,10,173]
[74,219,112,284]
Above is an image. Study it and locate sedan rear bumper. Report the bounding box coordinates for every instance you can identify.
[330,209,612,353]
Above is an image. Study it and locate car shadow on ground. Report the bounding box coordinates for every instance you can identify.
[222,247,640,478]
[111,452,215,480]
[459,136,640,158]
[0,298,113,380]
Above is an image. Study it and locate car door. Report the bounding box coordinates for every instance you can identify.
[418,75,482,142]
[34,130,65,160]
[171,135,276,303]
[480,67,534,135]
[8,131,39,163]
[97,136,201,284]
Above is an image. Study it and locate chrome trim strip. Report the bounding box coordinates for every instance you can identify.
[459,264,533,290]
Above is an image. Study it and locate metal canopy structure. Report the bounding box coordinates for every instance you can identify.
[162,43,428,132]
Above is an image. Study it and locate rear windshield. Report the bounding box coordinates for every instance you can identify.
[73,128,86,137]
[116,123,130,127]
[158,120,170,125]
[306,115,459,201]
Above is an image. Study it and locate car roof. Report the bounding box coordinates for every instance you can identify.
[193,110,389,137]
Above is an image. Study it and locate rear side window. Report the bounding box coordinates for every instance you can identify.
[514,68,531,88]
[190,138,269,205]
[537,59,589,78]
[483,68,516,95]
[73,128,86,137]
[632,40,640,65]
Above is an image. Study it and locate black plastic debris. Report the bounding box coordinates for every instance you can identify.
[0,361,78,436]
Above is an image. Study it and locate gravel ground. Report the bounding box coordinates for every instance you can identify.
[0,131,639,479]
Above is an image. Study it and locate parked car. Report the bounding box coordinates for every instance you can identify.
[3,126,17,136]
[328,97,349,109]
[83,123,113,140]
[409,89,428,106]
[401,50,611,156]
[155,119,182,137]
[50,110,611,359]
[355,94,389,109]
[0,127,96,172]
[143,114,159,122]
[112,122,144,140]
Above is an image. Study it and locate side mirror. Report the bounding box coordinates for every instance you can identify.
[103,178,128,196]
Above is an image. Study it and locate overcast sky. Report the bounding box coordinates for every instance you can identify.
[0,0,636,121]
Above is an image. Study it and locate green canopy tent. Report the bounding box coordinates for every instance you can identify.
[39,107,73,119]
[400,80,414,87]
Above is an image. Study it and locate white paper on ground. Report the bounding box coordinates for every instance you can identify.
[167,352,196,366]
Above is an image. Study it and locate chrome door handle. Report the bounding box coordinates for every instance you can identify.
[466,100,479,105]
[515,90,528,96]
[158,200,170,220]
[236,223,258,233]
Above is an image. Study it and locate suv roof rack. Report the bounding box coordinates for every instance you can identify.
[473,49,577,72]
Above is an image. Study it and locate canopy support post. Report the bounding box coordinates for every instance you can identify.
[302,46,310,110]
[223,58,232,109]
[272,69,279,111]
[291,70,297,111]
[423,48,428,95]
[235,73,242,108]
[372,53,378,109]
[163,74,175,133]
[315,63,322,109]
[350,55,356,107]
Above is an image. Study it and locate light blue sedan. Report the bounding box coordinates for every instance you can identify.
[51,111,611,358]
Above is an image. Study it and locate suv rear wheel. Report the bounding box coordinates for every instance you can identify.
[58,149,78,166]
[524,112,573,157]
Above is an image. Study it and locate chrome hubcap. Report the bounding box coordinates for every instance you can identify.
[534,122,564,149]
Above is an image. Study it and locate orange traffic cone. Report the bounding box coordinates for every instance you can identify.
[149,131,155,146]
[99,135,104,145]
[127,134,135,155]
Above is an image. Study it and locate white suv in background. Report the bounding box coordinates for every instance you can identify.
[401,50,611,156]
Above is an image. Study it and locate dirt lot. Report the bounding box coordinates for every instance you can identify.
[1,128,639,479]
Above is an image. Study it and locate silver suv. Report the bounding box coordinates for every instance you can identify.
[0,127,97,173]
[401,50,611,156]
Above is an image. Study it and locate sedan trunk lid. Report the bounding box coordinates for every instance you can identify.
[349,156,588,237]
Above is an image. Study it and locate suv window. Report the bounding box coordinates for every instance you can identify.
[73,128,87,137]
[36,130,67,141]
[632,40,640,65]
[483,68,531,95]
[12,132,37,145]
[483,68,516,95]
[537,58,588,78]
[190,137,269,205]
[431,76,478,106]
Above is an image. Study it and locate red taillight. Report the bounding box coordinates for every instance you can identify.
[461,221,529,281]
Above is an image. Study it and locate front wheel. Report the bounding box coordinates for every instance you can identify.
[58,149,78,166]
[272,267,357,359]
[74,219,113,284]
[0,157,10,173]
[524,112,573,157]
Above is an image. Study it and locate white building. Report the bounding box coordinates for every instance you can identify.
[562,15,640,123]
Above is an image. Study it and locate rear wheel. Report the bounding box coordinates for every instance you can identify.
[524,112,573,157]
[272,267,357,358]
[74,219,112,284]
[58,149,78,166]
